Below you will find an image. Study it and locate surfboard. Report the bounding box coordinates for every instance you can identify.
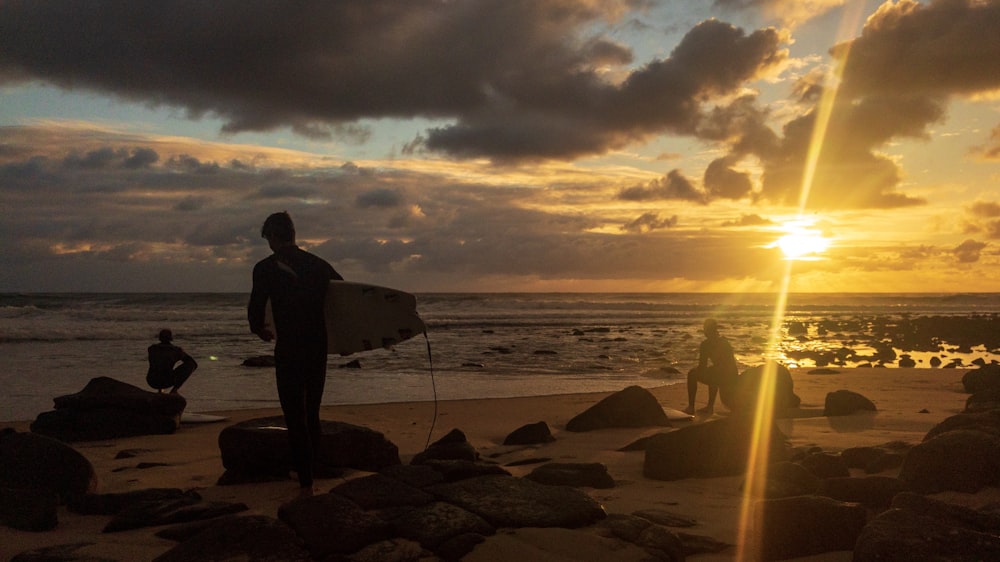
[664,407,695,421]
[265,280,426,356]
[180,412,229,424]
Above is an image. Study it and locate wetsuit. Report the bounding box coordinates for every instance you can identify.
[247,245,341,488]
[146,343,197,392]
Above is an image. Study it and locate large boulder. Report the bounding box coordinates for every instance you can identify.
[152,515,312,562]
[30,377,186,442]
[0,428,97,502]
[644,416,790,480]
[854,492,1000,561]
[566,385,671,432]
[217,417,400,484]
[427,474,607,528]
[278,492,392,559]
[753,495,867,561]
[898,428,1000,493]
[823,389,877,416]
[961,364,1000,394]
[730,362,801,413]
[411,428,478,464]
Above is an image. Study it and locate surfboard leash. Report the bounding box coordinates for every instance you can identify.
[422,330,438,451]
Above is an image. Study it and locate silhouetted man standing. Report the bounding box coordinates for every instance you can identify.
[247,211,342,497]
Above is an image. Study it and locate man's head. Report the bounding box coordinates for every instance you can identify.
[158,328,173,343]
[703,318,719,336]
[261,211,295,249]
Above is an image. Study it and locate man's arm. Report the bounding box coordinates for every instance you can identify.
[247,262,274,341]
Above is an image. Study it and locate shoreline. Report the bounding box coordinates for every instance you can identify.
[2,367,991,561]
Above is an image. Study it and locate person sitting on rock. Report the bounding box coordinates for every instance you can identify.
[684,318,739,415]
[147,328,198,394]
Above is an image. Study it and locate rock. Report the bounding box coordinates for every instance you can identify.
[591,513,685,562]
[898,354,916,368]
[152,515,312,562]
[644,416,789,481]
[565,385,671,432]
[962,363,1000,394]
[632,508,698,528]
[966,386,1000,412]
[10,542,110,562]
[418,459,510,482]
[389,501,495,550]
[0,429,97,502]
[330,473,434,510]
[278,492,392,559]
[30,377,185,442]
[241,355,275,367]
[732,362,801,412]
[854,496,1000,561]
[379,464,445,488]
[891,492,1000,532]
[342,538,427,562]
[0,486,58,532]
[800,452,850,479]
[68,488,189,515]
[524,462,615,489]
[411,428,478,464]
[427,474,606,528]
[753,495,867,561]
[760,461,821,498]
[823,389,877,416]
[103,492,248,532]
[925,409,1000,440]
[817,476,905,509]
[217,417,400,484]
[502,421,555,445]
[898,429,1000,493]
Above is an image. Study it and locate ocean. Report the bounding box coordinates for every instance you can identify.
[2,292,1000,423]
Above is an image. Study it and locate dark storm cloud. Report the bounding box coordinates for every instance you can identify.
[0,1,787,163]
[721,214,773,227]
[356,188,405,209]
[618,169,707,203]
[621,212,678,233]
[954,239,987,263]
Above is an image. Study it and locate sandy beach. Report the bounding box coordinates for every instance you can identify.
[2,367,994,561]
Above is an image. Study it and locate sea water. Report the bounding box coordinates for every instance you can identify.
[2,292,999,422]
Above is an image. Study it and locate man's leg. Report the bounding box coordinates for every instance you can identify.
[685,368,699,414]
[302,355,328,479]
[169,362,196,394]
[275,360,312,491]
[700,384,718,414]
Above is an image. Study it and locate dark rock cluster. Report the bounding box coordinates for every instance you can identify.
[30,377,186,442]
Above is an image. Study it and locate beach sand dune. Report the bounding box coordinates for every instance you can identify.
[2,367,993,561]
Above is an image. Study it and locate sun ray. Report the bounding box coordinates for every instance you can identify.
[735,2,871,559]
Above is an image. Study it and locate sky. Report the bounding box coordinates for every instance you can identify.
[1,0,999,293]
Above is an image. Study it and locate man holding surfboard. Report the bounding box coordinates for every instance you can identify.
[247,211,343,497]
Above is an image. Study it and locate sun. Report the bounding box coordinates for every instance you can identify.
[773,225,831,260]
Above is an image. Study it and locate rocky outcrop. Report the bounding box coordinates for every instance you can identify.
[854,492,1000,561]
[823,389,877,416]
[524,462,615,489]
[30,377,186,442]
[566,385,671,432]
[411,428,479,464]
[152,514,312,562]
[217,417,400,484]
[503,421,555,445]
[899,428,1000,493]
[754,495,867,561]
[731,362,801,413]
[0,429,97,503]
[644,416,789,480]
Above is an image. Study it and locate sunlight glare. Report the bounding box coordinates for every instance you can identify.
[776,228,830,260]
